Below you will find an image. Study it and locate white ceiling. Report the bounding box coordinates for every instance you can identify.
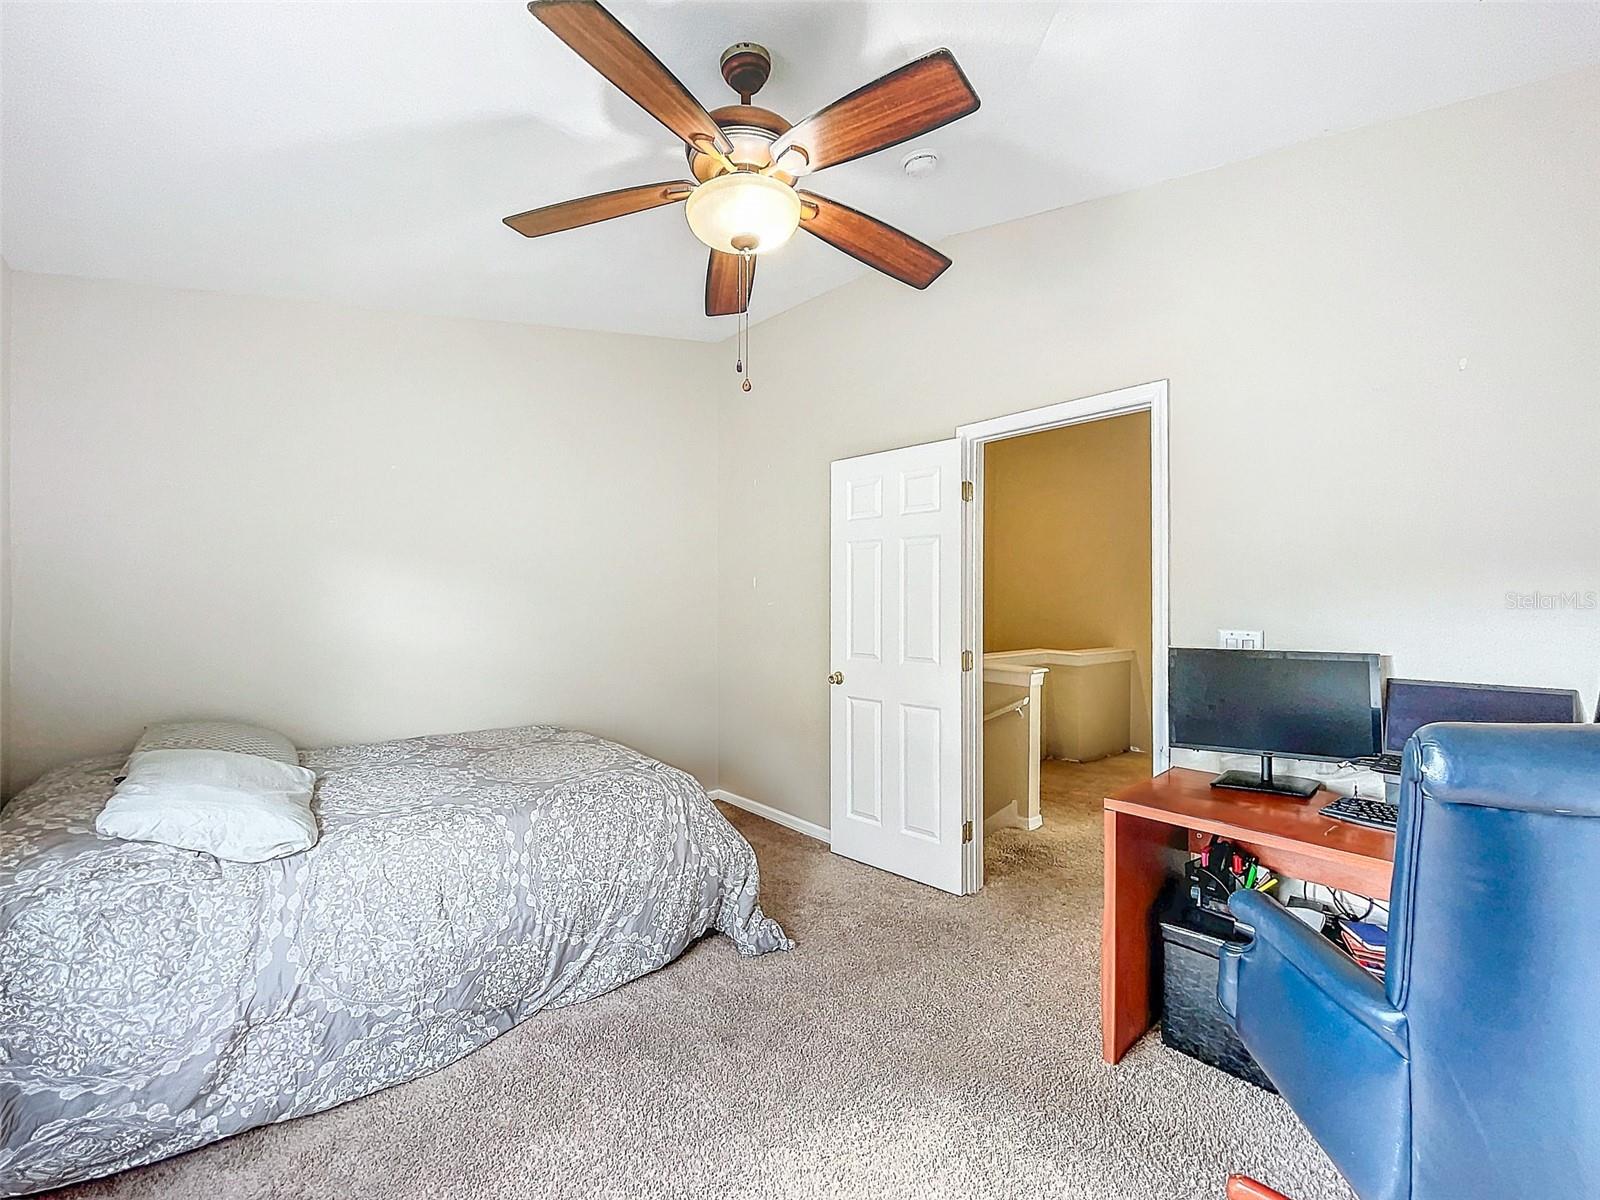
[4,2,1598,342]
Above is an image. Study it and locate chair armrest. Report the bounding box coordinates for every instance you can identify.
[1221,890,1407,1055]
[1220,890,1412,1200]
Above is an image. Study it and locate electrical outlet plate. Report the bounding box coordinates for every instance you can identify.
[1218,629,1263,650]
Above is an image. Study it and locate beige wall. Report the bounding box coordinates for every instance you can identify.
[717,68,1600,830]
[4,274,719,793]
[6,70,1598,817]
[984,413,1153,751]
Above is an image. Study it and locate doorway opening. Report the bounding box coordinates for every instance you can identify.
[958,381,1170,892]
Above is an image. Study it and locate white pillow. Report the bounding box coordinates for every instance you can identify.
[119,719,299,779]
[97,748,319,863]
[132,719,299,761]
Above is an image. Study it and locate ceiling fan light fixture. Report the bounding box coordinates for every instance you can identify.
[684,172,801,254]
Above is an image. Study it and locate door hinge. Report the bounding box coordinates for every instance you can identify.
[961,480,974,502]
[961,650,974,672]
[962,820,974,844]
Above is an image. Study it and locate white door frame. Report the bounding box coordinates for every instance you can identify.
[955,380,1171,894]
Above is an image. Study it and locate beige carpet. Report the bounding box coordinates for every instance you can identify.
[55,755,1353,1200]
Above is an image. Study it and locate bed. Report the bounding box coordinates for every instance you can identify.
[0,725,791,1196]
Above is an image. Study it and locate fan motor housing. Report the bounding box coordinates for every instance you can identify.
[686,44,794,184]
[688,104,795,183]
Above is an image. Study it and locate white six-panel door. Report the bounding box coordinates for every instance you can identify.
[829,439,965,894]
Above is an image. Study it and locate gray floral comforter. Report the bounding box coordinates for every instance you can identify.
[0,725,791,1196]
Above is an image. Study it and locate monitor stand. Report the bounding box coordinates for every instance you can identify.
[1210,754,1321,800]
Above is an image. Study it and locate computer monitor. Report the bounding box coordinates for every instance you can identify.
[1383,678,1580,753]
[1169,648,1382,798]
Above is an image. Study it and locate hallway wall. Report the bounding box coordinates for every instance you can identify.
[984,412,1154,751]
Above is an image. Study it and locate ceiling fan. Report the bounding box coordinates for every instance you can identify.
[503,0,981,320]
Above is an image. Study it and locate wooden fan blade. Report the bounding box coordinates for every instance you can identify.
[529,1,732,156]
[798,192,951,289]
[706,250,755,316]
[504,180,693,237]
[770,49,979,176]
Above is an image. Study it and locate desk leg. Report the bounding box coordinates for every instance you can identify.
[1102,808,1182,1064]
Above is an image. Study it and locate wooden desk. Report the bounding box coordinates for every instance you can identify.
[1101,767,1395,1064]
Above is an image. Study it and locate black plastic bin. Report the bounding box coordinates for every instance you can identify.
[1158,905,1276,1092]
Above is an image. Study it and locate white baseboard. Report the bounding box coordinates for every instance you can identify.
[708,788,831,844]
[985,803,1044,834]
[983,803,1017,834]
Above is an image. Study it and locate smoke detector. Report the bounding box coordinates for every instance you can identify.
[901,148,940,178]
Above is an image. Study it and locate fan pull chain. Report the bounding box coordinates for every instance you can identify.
[735,250,753,392]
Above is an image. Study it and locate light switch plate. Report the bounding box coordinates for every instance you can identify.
[1218,629,1263,650]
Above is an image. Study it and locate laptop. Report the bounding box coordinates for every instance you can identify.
[1360,678,1582,775]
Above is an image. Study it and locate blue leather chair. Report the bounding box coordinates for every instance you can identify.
[1218,723,1600,1200]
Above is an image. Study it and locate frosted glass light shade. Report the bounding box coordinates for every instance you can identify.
[684,172,801,254]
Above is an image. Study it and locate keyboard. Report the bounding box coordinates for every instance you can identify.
[1321,794,1400,832]
[1353,753,1404,775]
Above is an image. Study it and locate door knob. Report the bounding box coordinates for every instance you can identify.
[828,672,844,685]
